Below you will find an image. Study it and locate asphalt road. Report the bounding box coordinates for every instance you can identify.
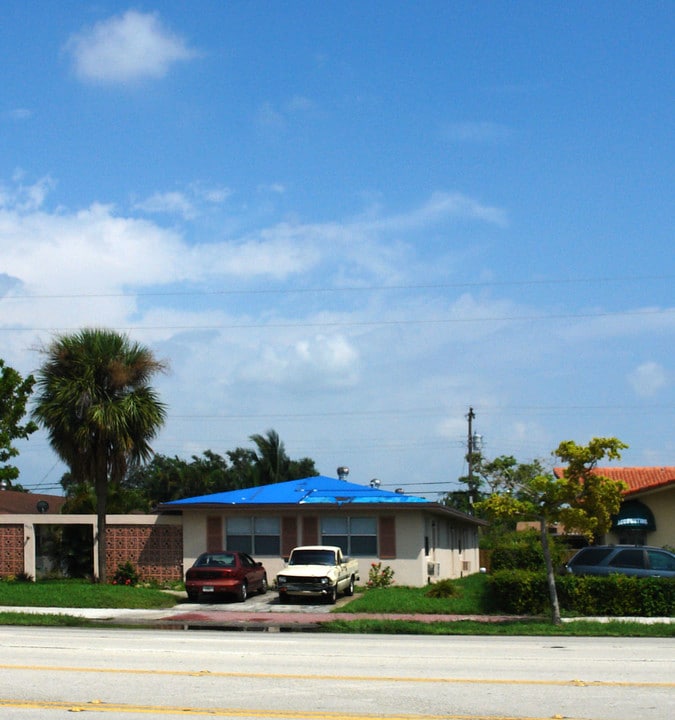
[0,627,672,719]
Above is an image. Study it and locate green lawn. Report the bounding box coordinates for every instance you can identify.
[343,574,497,615]
[0,579,178,609]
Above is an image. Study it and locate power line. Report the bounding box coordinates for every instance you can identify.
[2,306,673,334]
[2,274,673,301]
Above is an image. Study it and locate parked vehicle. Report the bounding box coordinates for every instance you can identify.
[276,545,359,603]
[565,545,675,578]
[185,551,268,602]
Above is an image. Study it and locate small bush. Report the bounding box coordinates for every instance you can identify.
[366,562,395,589]
[489,530,567,572]
[425,579,459,599]
[488,570,549,614]
[111,561,140,587]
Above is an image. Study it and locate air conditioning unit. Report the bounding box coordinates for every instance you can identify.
[427,561,440,577]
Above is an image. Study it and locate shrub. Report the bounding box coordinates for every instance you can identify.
[425,579,459,599]
[558,574,674,617]
[366,562,395,589]
[111,561,140,587]
[490,569,675,617]
[489,529,567,572]
[488,570,549,614]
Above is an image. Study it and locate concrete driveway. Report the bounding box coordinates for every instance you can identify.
[176,589,356,613]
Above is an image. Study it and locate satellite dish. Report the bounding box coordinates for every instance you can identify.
[36,500,49,514]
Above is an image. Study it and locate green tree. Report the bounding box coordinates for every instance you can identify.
[249,429,290,484]
[32,329,167,583]
[0,359,38,486]
[475,438,628,624]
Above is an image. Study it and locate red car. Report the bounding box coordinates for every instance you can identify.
[185,551,268,602]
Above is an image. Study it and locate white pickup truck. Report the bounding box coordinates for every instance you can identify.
[276,545,359,604]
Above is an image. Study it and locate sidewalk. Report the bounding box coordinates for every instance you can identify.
[1,603,671,630]
[0,604,531,630]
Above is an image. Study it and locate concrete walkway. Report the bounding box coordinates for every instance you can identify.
[1,603,670,630]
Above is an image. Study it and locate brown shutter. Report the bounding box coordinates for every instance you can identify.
[379,516,396,559]
[281,516,297,557]
[302,516,318,545]
[206,516,222,552]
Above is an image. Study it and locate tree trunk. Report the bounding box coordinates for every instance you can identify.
[95,452,109,584]
[539,518,561,625]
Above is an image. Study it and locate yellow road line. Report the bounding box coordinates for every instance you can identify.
[0,698,593,719]
[0,664,672,688]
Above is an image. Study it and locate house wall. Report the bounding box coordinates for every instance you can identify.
[605,488,675,548]
[180,507,481,587]
[427,516,481,581]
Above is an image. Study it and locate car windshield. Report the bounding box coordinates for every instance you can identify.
[289,550,336,566]
[195,553,235,567]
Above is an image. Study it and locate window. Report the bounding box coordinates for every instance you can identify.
[225,517,280,556]
[610,549,645,569]
[648,550,675,572]
[321,516,377,556]
[569,547,613,567]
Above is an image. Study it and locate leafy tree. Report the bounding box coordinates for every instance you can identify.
[475,438,628,624]
[118,435,318,507]
[32,329,167,583]
[0,359,38,485]
[249,429,289,484]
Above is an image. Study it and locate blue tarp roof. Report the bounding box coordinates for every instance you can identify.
[163,475,429,507]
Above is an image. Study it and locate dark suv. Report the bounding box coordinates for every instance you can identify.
[565,545,675,578]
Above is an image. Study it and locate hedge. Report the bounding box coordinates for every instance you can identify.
[489,570,675,616]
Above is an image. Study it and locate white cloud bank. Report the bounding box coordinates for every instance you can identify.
[65,10,196,84]
[628,361,668,397]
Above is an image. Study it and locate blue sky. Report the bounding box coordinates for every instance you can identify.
[1,2,673,498]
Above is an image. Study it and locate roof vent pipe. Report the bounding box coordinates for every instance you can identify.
[337,466,349,481]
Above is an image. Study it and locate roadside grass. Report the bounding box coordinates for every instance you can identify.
[344,573,497,614]
[0,611,106,628]
[0,579,178,610]
[321,618,675,637]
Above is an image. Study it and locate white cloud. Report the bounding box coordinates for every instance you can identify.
[134,191,196,219]
[65,10,196,84]
[628,361,668,397]
[2,108,33,121]
[442,121,512,143]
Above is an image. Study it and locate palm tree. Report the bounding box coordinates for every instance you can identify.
[249,429,290,484]
[32,329,167,583]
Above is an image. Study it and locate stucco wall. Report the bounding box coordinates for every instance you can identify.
[180,508,481,587]
[606,488,675,548]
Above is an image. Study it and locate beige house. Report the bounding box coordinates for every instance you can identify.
[160,475,487,586]
[553,466,675,547]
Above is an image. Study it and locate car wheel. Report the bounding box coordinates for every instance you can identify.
[345,576,355,596]
[259,574,268,594]
[237,581,248,602]
[326,585,337,604]
[187,591,198,602]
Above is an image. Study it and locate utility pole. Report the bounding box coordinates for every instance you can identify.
[467,407,475,506]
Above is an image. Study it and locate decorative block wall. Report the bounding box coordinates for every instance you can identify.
[0,524,24,577]
[106,524,183,583]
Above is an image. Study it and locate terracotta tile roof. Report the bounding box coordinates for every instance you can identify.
[553,466,675,496]
[0,490,66,514]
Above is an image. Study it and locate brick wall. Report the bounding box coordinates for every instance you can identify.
[0,524,24,577]
[106,524,183,583]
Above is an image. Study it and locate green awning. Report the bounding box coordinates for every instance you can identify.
[612,500,656,531]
